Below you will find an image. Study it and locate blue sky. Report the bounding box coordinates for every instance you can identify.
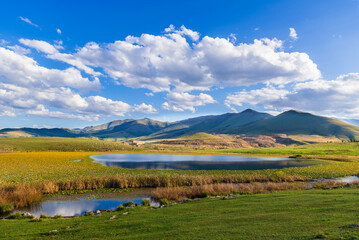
[0,0,358,128]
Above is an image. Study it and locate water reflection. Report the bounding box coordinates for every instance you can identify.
[15,188,155,217]
[91,154,322,170]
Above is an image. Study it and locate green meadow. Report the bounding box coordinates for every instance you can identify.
[2,188,359,239]
[1,137,359,239]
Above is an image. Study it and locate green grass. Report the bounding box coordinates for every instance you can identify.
[206,142,359,157]
[179,132,222,140]
[0,137,140,152]
[2,188,359,239]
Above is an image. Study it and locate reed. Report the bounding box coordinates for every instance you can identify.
[0,173,306,207]
[151,181,359,202]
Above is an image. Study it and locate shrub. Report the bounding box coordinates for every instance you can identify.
[53,215,63,219]
[159,198,168,206]
[116,205,125,211]
[141,199,151,206]
[123,201,134,207]
[7,212,23,220]
[40,213,49,219]
[0,203,14,213]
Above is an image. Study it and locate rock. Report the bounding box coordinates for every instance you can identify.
[122,212,129,215]
[96,210,101,214]
[49,230,57,234]
[23,212,33,217]
[160,205,166,208]
[109,215,116,220]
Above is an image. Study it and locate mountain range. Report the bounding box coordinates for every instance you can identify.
[1,109,359,141]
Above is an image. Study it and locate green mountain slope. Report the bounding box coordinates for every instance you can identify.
[1,109,359,140]
[0,128,82,138]
[235,110,359,140]
[191,109,272,133]
[146,109,271,139]
[89,119,172,138]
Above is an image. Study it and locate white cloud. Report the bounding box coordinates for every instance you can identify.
[0,47,100,91]
[23,26,320,93]
[56,28,62,35]
[53,40,64,50]
[162,92,216,112]
[0,110,16,117]
[145,92,154,97]
[19,16,40,28]
[6,45,31,55]
[19,39,58,54]
[133,103,158,114]
[20,39,101,76]
[31,124,55,129]
[27,105,94,121]
[0,47,138,121]
[225,73,359,118]
[164,25,200,41]
[225,87,289,111]
[289,27,298,40]
[228,33,237,44]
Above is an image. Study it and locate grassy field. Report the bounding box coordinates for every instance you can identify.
[208,142,359,157]
[1,138,359,238]
[1,138,359,206]
[2,188,359,239]
[0,137,138,152]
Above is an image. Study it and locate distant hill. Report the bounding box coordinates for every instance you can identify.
[0,128,82,138]
[179,132,222,140]
[89,119,172,138]
[146,109,271,139]
[234,110,359,140]
[1,109,359,141]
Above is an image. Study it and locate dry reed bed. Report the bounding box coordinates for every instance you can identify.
[0,174,307,207]
[151,181,359,202]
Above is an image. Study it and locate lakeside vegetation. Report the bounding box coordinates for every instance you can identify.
[0,137,138,152]
[0,137,359,238]
[209,142,359,156]
[0,138,359,207]
[2,188,359,239]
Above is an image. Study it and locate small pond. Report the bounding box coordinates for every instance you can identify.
[9,188,155,218]
[91,154,323,170]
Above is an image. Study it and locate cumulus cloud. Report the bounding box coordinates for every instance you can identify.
[289,27,298,40]
[225,87,289,112]
[56,28,62,35]
[6,45,31,55]
[27,105,94,121]
[164,24,200,41]
[225,73,359,118]
[162,92,216,112]
[133,103,158,114]
[19,16,40,28]
[19,39,101,76]
[19,38,58,54]
[0,109,16,117]
[0,47,100,91]
[0,47,139,121]
[21,25,320,93]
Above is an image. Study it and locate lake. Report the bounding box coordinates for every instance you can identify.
[12,189,155,218]
[90,154,323,170]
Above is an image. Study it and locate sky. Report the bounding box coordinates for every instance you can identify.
[0,0,358,129]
